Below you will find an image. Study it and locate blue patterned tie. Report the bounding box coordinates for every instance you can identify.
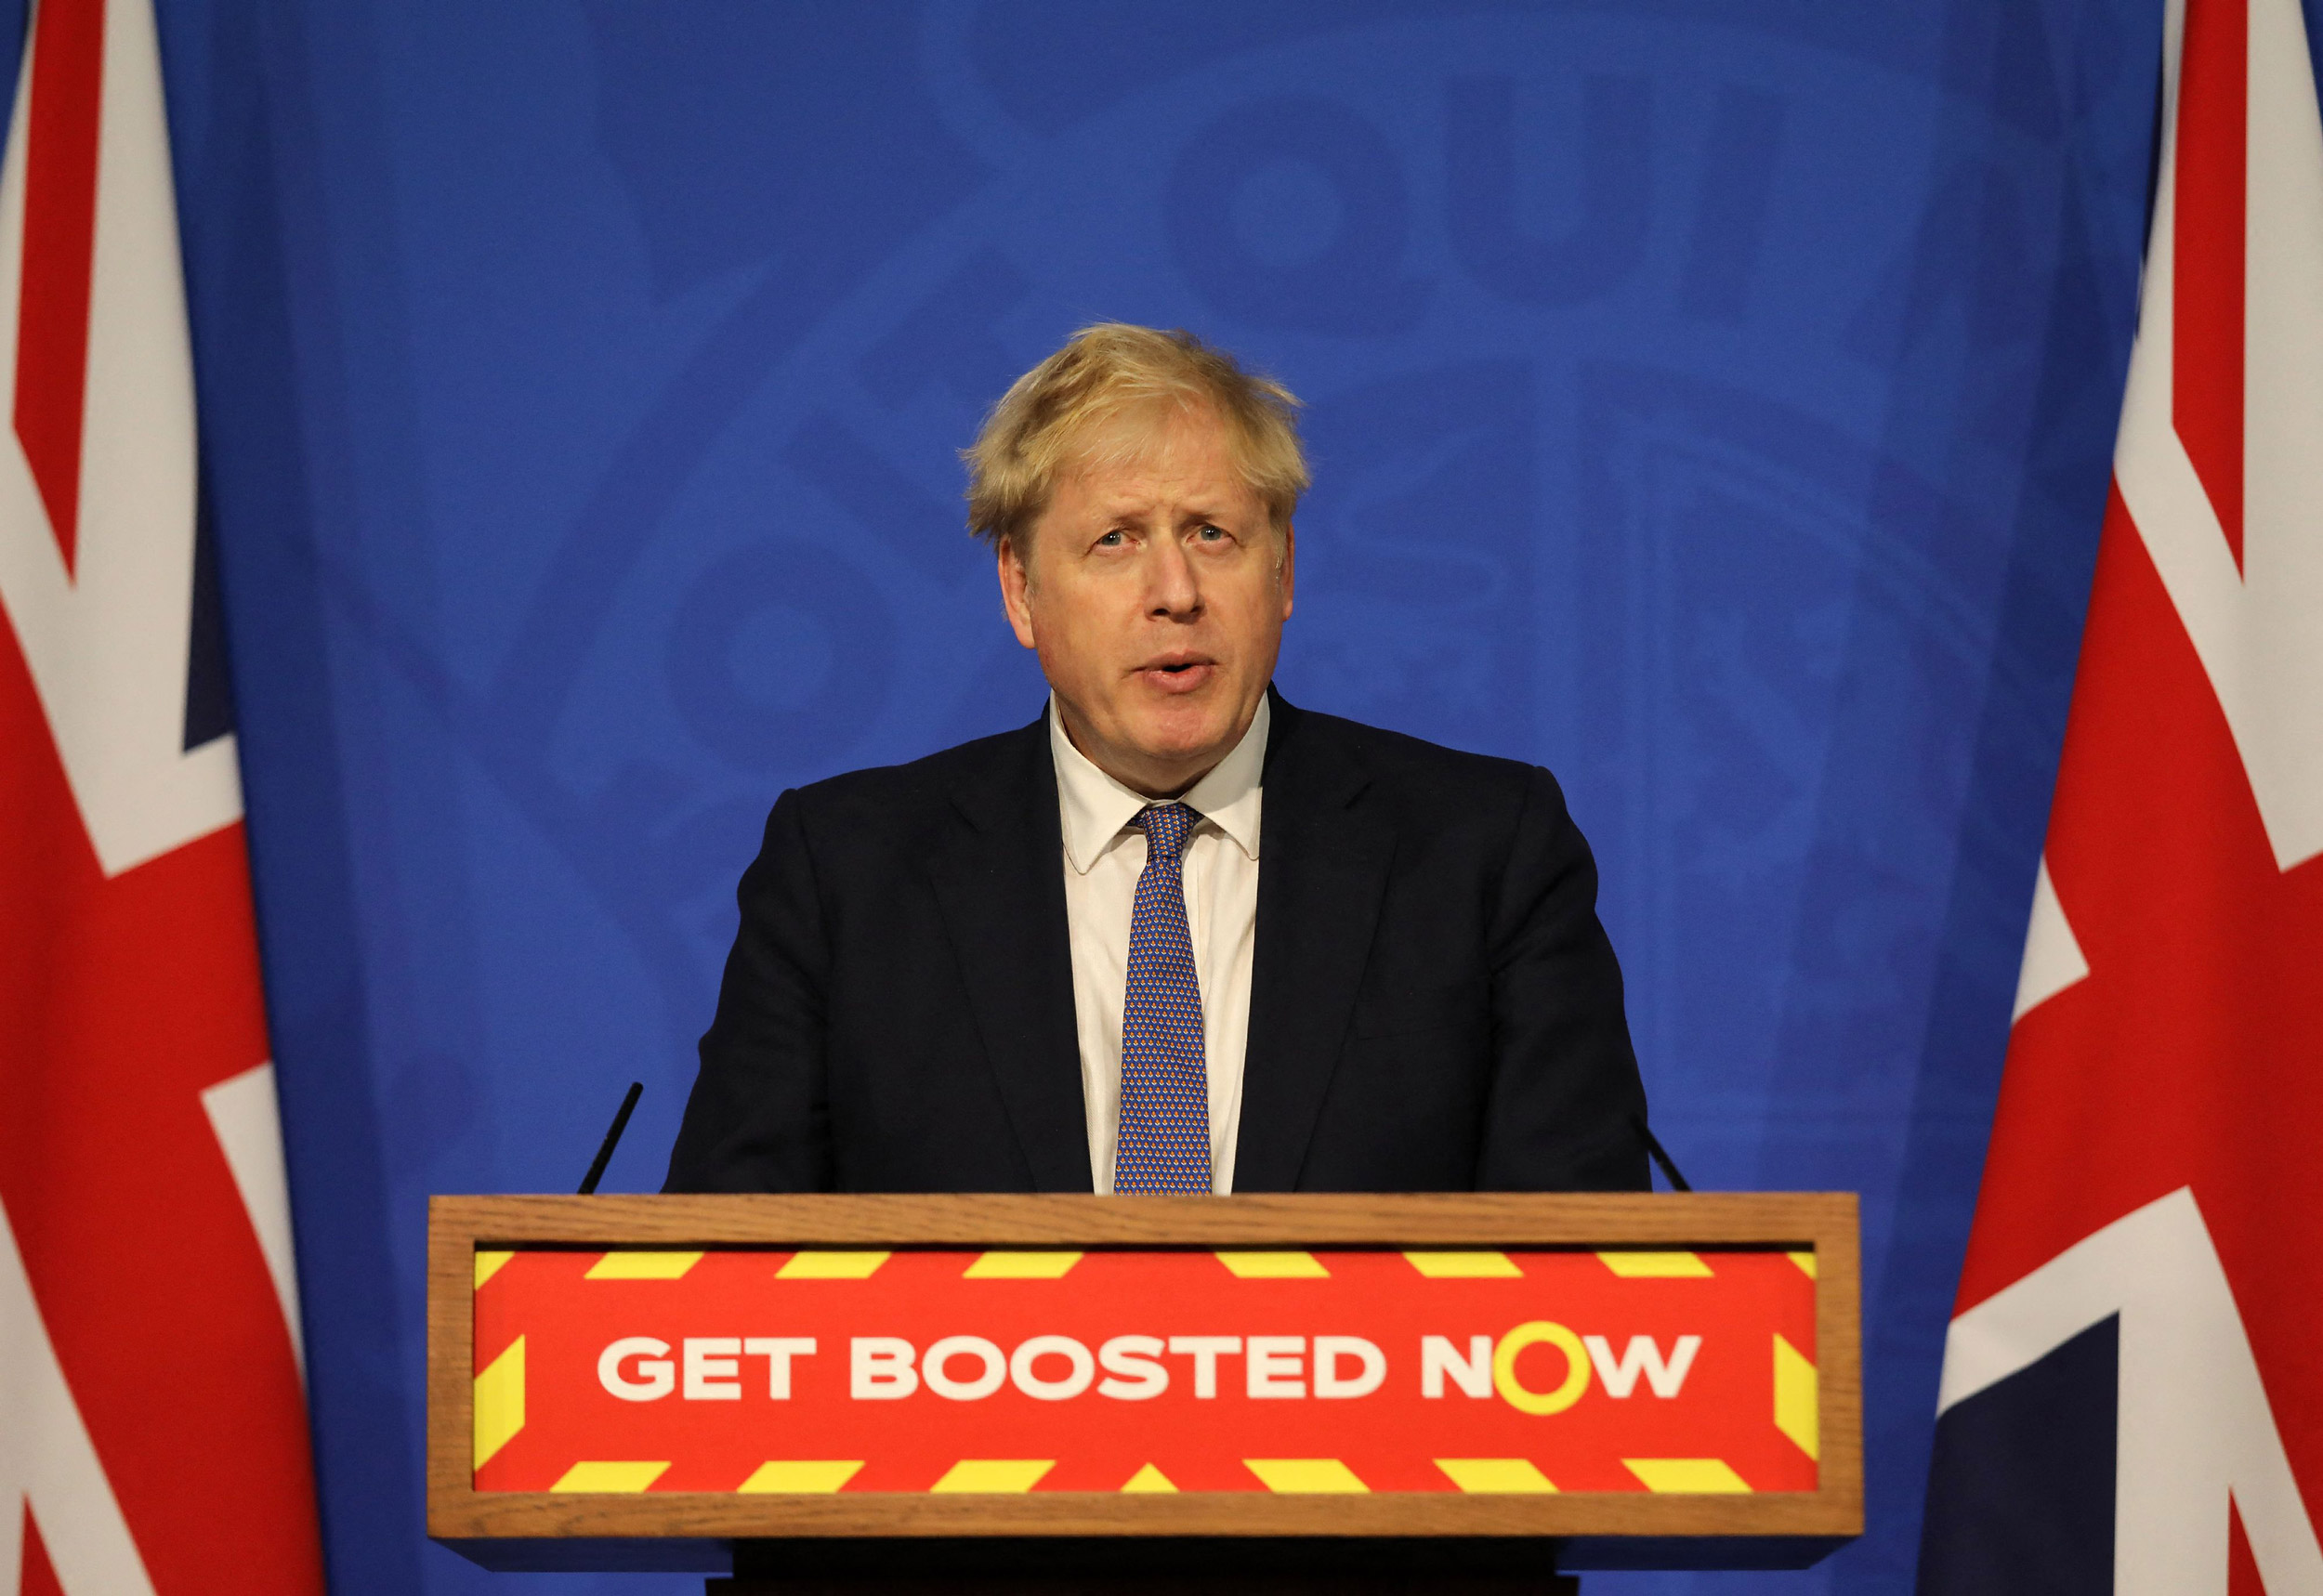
[1113,803,1212,1193]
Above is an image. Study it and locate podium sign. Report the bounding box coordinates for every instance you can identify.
[430,1194,1859,1571]
[476,1247,1819,1497]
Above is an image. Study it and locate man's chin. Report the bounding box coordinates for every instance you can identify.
[1122,710,1243,771]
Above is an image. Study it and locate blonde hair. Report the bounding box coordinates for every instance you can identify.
[964,323,1308,557]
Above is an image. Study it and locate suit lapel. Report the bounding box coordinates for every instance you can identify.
[1235,693,1395,1191]
[926,714,1095,1193]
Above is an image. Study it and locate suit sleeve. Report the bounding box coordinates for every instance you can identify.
[1475,765,1652,1192]
[663,790,836,1192]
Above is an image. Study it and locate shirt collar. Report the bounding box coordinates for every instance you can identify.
[1050,693,1269,874]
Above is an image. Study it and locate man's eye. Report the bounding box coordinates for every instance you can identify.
[1096,530,1126,547]
[1195,524,1227,542]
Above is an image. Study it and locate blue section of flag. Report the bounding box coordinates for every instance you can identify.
[1917,1315,2119,1594]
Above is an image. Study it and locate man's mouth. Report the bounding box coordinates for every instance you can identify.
[1135,655,1217,692]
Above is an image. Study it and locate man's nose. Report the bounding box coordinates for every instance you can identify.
[1145,537,1201,617]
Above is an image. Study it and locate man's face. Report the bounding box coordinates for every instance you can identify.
[999,407,1294,797]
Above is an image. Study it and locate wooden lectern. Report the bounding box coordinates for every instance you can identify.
[429,1194,1858,1592]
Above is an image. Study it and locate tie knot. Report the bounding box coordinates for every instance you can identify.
[1135,802,1197,861]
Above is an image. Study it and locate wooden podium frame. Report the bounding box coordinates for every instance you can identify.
[428,1192,1859,1579]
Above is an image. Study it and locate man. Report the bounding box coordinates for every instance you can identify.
[666,324,1647,1195]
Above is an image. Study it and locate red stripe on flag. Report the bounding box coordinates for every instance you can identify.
[2172,0,2249,569]
[0,619,322,1586]
[2228,1497,2264,1596]
[11,0,106,577]
[17,1505,63,1596]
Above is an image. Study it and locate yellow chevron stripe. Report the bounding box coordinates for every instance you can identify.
[1434,1458,1557,1493]
[1774,1333,1818,1460]
[1788,1250,1818,1278]
[1120,1463,1178,1493]
[1215,1251,1330,1278]
[962,1251,1083,1278]
[1595,1250,1713,1277]
[584,1251,702,1280]
[776,1250,890,1279]
[472,1336,525,1471]
[1403,1251,1521,1278]
[738,1460,862,1493]
[1244,1459,1368,1493]
[474,1249,514,1288]
[930,1459,1054,1493]
[1623,1459,1752,1493]
[551,1460,670,1492]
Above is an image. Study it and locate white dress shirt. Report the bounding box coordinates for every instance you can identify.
[1051,694,1267,1195]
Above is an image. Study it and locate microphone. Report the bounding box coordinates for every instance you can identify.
[1631,1114,1692,1192]
[578,1081,644,1196]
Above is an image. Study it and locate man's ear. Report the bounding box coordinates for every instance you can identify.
[998,538,1039,649]
[1277,521,1295,620]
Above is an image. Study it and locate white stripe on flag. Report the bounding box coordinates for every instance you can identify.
[201,1063,307,1377]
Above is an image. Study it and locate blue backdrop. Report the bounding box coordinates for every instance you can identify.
[17,0,2290,1589]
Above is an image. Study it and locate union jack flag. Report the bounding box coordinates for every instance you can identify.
[0,0,324,1590]
[1920,0,2323,1588]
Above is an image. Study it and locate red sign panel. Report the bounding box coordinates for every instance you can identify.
[471,1247,1818,1498]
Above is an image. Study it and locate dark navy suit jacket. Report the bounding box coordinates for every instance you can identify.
[665,689,1648,1194]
